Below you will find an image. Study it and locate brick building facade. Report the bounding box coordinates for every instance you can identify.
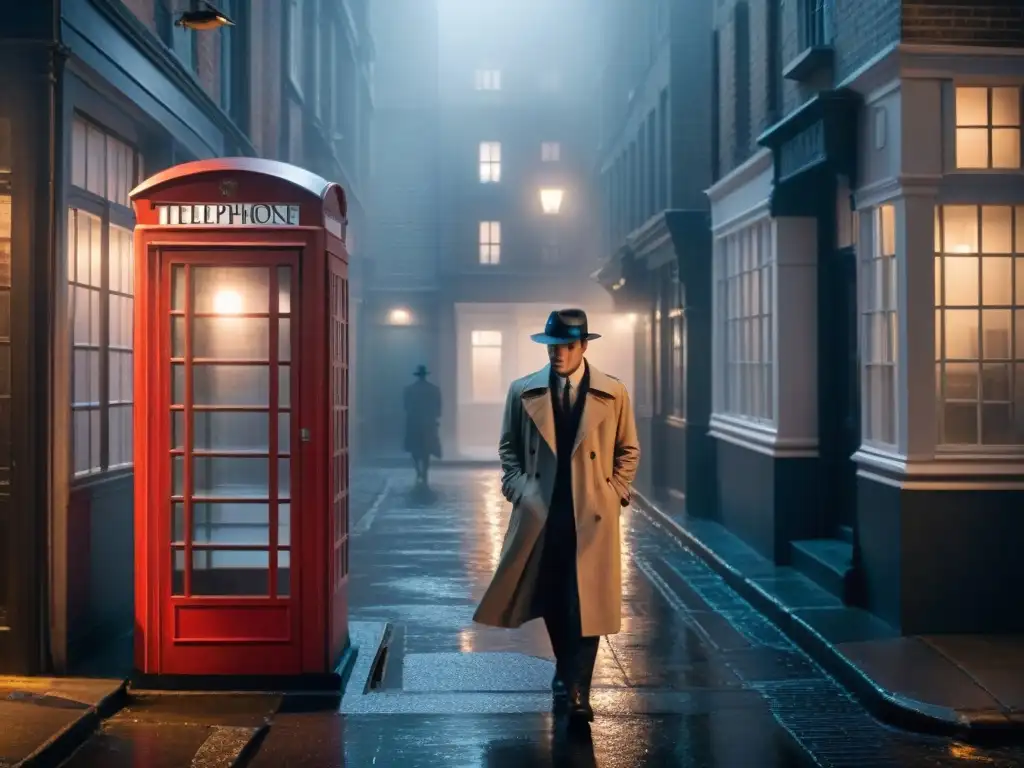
[0,0,371,675]
[596,0,1024,635]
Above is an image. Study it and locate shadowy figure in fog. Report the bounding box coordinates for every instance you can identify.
[403,364,442,486]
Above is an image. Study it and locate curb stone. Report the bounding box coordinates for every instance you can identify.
[633,491,1024,744]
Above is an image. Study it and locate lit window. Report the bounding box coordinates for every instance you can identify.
[479,221,501,265]
[715,220,774,422]
[470,330,504,403]
[669,279,686,420]
[479,142,501,183]
[861,204,898,446]
[475,69,501,91]
[934,205,1024,446]
[955,86,1021,170]
[541,142,561,162]
[68,116,140,477]
[0,122,11,479]
[539,188,564,215]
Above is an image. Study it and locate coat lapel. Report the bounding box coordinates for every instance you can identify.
[571,365,616,457]
[520,366,556,454]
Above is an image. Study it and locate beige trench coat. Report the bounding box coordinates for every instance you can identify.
[472,362,640,637]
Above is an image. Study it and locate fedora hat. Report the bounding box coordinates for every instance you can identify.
[530,308,601,345]
[413,364,429,377]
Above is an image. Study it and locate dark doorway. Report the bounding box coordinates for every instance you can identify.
[821,245,860,535]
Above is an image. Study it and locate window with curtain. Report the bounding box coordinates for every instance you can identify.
[68,115,140,477]
[934,204,1024,446]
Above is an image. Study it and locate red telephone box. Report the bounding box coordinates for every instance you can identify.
[129,157,351,681]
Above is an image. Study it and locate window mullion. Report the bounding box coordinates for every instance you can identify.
[99,206,111,471]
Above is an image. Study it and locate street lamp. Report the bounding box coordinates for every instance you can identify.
[388,308,412,325]
[176,1,234,30]
[539,188,564,215]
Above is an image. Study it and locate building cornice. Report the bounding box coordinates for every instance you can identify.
[705,148,772,204]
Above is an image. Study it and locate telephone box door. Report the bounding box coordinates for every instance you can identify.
[160,251,302,675]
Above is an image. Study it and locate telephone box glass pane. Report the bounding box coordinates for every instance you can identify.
[279,366,290,405]
[187,411,270,452]
[278,504,290,545]
[171,266,186,310]
[172,550,185,595]
[193,266,270,314]
[277,266,291,314]
[278,412,290,451]
[191,550,268,596]
[277,550,290,596]
[192,456,269,498]
[191,503,271,546]
[194,365,270,406]
[278,318,291,361]
[171,317,185,358]
[193,317,269,359]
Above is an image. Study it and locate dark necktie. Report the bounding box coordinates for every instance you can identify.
[562,379,571,415]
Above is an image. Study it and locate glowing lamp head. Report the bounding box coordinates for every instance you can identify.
[213,289,243,315]
[175,2,234,30]
[539,188,564,215]
[388,308,412,325]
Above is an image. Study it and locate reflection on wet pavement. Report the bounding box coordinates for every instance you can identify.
[59,467,1024,766]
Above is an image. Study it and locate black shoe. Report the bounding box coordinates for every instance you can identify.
[566,686,594,723]
[552,674,567,696]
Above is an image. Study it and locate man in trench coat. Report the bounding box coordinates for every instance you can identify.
[472,308,640,723]
[403,364,443,485]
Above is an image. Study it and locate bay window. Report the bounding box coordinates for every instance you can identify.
[68,115,139,477]
[861,204,897,446]
[934,204,1024,446]
[715,219,774,422]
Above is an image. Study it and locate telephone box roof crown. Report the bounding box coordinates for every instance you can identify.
[530,308,601,345]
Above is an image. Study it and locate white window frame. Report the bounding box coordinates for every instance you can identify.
[479,221,501,265]
[934,203,1024,448]
[68,115,140,479]
[479,141,501,183]
[713,219,774,424]
[860,204,899,448]
[541,141,560,162]
[953,85,1022,171]
[474,69,501,91]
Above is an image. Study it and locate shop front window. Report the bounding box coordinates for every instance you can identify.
[68,115,140,478]
[715,219,774,423]
[861,204,898,447]
[669,276,686,420]
[935,204,1024,446]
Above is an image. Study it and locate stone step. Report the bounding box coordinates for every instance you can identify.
[789,538,853,600]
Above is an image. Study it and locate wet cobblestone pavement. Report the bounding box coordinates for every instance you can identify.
[55,467,1024,766]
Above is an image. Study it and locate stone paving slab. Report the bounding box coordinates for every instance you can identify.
[634,490,1024,741]
[0,677,126,767]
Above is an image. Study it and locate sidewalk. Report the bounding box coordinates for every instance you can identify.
[0,676,126,767]
[634,491,1024,741]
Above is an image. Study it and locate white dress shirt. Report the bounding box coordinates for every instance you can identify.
[556,361,586,408]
